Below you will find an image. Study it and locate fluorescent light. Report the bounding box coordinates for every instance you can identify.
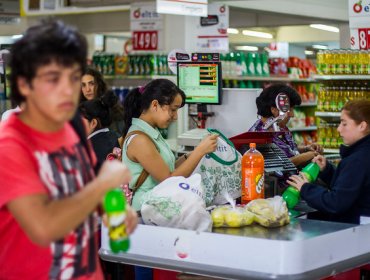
[227,28,239,34]
[12,34,23,40]
[310,24,339,33]
[305,50,314,55]
[235,46,259,51]
[312,44,328,50]
[242,30,273,39]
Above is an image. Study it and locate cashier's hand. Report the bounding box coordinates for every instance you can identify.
[102,206,138,235]
[196,134,218,156]
[286,172,309,191]
[306,143,324,154]
[312,155,327,172]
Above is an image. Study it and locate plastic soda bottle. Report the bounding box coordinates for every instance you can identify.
[282,162,320,209]
[103,188,130,253]
[241,143,264,204]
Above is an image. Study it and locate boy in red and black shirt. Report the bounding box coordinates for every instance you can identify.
[0,19,137,280]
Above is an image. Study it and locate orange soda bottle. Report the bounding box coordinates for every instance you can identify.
[241,143,264,204]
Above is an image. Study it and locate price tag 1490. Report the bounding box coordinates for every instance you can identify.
[132,31,158,51]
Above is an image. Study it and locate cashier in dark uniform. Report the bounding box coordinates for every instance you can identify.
[249,83,323,167]
[287,100,370,224]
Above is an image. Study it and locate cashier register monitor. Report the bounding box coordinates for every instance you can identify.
[177,61,222,105]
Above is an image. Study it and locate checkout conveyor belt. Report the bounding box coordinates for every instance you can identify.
[100,219,370,279]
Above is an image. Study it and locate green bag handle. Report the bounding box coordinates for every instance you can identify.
[206,128,239,166]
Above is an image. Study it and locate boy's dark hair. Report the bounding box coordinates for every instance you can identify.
[79,90,118,130]
[80,67,107,102]
[256,83,302,117]
[9,19,87,106]
[122,79,185,137]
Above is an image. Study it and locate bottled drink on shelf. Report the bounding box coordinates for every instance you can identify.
[241,143,264,204]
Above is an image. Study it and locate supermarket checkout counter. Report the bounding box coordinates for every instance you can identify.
[99,219,370,279]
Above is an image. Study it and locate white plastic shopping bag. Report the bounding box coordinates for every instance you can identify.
[193,128,242,206]
[140,174,212,232]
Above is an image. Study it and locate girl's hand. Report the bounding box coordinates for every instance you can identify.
[196,134,218,156]
[286,172,309,191]
[312,155,327,171]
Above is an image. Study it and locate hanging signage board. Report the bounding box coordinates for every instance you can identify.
[157,0,207,17]
[187,3,228,52]
[131,2,164,51]
[348,0,370,49]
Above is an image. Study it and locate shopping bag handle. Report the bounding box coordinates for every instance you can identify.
[206,128,239,165]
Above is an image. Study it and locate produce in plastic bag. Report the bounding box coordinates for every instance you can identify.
[211,205,254,228]
[246,196,290,227]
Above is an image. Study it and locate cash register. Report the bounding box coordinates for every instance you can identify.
[230,131,297,197]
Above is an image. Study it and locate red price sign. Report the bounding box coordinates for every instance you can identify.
[132,31,158,51]
[358,28,370,50]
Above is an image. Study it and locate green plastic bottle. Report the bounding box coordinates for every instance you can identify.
[103,188,130,253]
[282,162,320,209]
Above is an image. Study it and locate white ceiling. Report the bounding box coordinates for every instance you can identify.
[214,0,349,21]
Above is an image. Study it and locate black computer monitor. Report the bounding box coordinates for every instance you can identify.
[177,61,222,105]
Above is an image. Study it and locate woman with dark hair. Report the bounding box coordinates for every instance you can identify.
[81,67,124,135]
[122,78,218,211]
[122,78,217,280]
[79,90,120,171]
[249,83,323,167]
[80,67,107,101]
[288,100,370,224]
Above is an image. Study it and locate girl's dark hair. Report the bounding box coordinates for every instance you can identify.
[9,19,87,106]
[79,90,118,130]
[342,100,370,129]
[122,79,185,137]
[256,83,302,117]
[80,67,107,102]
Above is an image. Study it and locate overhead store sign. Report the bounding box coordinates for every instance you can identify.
[157,0,207,17]
[188,3,229,51]
[349,0,370,49]
[131,2,164,51]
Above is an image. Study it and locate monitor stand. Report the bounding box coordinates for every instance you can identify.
[177,104,214,151]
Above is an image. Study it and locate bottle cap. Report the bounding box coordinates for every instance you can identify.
[302,162,320,182]
[249,143,256,149]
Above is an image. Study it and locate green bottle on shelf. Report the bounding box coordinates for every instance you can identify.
[103,188,130,253]
[282,162,320,209]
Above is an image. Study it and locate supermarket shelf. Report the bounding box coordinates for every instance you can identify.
[313,75,370,81]
[297,102,317,107]
[222,75,316,82]
[324,148,340,154]
[104,75,176,80]
[315,112,341,118]
[290,126,317,132]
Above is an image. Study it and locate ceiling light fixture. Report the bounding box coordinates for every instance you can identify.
[309,24,339,33]
[242,30,273,39]
[227,28,239,34]
[235,46,259,51]
[312,44,328,50]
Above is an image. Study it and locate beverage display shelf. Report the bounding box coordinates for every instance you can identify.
[289,126,317,132]
[297,102,317,107]
[313,75,370,81]
[223,75,316,82]
[324,148,340,154]
[315,112,341,118]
